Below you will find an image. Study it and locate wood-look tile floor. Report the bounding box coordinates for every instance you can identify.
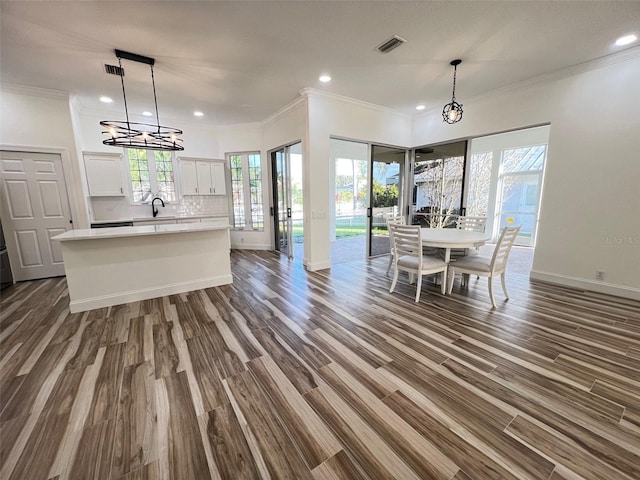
[1,250,639,480]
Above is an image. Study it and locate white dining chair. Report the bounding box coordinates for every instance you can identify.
[451,216,488,259]
[447,225,521,308]
[389,223,448,302]
[385,213,405,274]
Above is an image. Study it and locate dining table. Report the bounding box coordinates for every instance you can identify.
[420,228,492,263]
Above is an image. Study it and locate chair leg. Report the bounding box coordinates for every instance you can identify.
[408,273,415,285]
[488,276,497,308]
[386,253,393,274]
[447,269,455,294]
[440,268,447,295]
[501,272,509,300]
[389,269,399,293]
[415,274,423,302]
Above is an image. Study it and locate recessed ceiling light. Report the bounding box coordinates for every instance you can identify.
[416,105,426,111]
[142,111,152,116]
[319,75,331,83]
[194,111,204,117]
[615,34,638,46]
[100,96,113,103]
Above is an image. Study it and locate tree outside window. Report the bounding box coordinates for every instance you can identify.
[127,148,176,203]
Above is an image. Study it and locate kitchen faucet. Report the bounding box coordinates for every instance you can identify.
[151,197,165,217]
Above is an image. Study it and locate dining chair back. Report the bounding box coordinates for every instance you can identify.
[447,225,521,308]
[386,214,406,274]
[451,216,488,259]
[490,225,520,274]
[457,216,487,232]
[389,223,448,302]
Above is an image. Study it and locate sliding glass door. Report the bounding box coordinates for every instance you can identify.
[270,142,303,259]
[369,145,405,257]
[466,125,549,245]
[411,141,466,228]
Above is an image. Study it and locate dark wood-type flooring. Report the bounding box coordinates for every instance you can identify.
[1,250,639,479]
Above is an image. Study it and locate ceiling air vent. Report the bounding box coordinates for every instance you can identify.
[104,64,124,76]
[377,35,406,54]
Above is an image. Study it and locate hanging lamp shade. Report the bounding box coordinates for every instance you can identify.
[442,59,463,124]
[100,49,184,151]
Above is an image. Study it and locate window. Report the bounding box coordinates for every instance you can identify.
[127,148,176,203]
[228,152,263,230]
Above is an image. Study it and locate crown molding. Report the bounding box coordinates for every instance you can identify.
[262,94,307,126]
[417,45,640,117]
[300,87,412,119]
[1,83,70,100]
[215,122,264,131]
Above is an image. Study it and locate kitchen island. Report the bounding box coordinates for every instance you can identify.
[53,222,232,313]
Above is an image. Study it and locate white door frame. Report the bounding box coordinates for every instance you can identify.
[2,149,73,281]
[0,144,86,227]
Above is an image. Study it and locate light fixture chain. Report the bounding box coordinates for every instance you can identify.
[451,63,457,101]
[150,64,161,133]
[118,57,131,130]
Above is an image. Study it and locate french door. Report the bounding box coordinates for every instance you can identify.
[0,151,72,280]
[368,145,405,257]
[271,148,292,258]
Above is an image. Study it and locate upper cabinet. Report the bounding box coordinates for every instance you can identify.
[211,163,226,195]
[84,153,126,196]
[179,158,226,196]
[180,159,199,195]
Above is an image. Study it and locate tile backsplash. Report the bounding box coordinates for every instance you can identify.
[90,195,229,221]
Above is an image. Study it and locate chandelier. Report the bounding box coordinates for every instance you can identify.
[100,49,184,151]
[442,59,463,124]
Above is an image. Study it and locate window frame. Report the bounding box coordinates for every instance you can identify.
[227,151,264,231]
[125,148,178,204]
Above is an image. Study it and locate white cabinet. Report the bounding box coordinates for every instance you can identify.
[196,161,214,195]
[84,153,125,196]
[180,158,226,196]
[211,163,226,195]
[180,159,199,195]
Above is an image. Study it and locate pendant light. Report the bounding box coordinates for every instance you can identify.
[100,49,184,151]
[442,59,463,124]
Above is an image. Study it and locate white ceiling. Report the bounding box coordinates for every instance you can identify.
[1,1,639,127]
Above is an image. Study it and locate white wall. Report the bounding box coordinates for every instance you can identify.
[0,89,89,228]
[413,52,640,298]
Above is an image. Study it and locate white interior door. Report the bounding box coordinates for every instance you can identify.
[0,151,72,281]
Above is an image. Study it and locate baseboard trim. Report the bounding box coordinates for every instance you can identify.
[230,243,272,250]
[68,274,233,313]
[306,260,331,271]
[529,270,640,301]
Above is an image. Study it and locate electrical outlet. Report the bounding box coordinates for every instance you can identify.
[595,270,605,281]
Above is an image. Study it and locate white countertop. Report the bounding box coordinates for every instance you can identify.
[53,222,230,242]
[90,213,229,224]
